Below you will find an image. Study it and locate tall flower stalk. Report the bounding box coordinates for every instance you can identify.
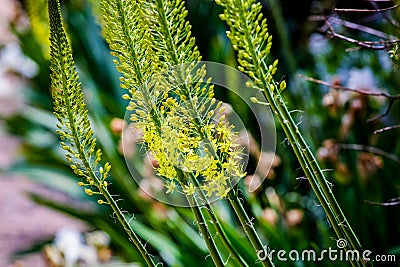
[100,0,225,265]
[215,0,369,266]
[100,0,273,265]
[47,0,370,265]
[48,0,156,266]
[144,0,275,266]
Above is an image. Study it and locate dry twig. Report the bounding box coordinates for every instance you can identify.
[299,74,400,123]
[337,143,400,163]
[322,17,398,50]
[299,74,400,99]
[373,124,400,134]
[335,4,399,13]
[365,197,400,206]
[309,15,396,40]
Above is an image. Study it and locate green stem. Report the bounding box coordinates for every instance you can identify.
[49,1,157,265]
[59,42,157,267]
[176,170,225,267]
[221,0,367,265]
[273,97,364,267]
[189,196,226,267]
[228,191,274,267]
[190,175,249,267]
[205,204,249,267]
[255,42,363,267]
[100,188,157,267]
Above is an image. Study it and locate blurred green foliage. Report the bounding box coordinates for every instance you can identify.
[1,0,399,266]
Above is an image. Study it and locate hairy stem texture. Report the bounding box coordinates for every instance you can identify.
[215,0,369,266]
[48,1,157,266]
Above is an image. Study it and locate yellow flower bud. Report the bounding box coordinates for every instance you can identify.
[85,188,93,195]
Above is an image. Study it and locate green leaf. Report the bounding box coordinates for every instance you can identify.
[9,165,84,199]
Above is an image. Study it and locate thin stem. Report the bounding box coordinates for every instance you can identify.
[190,175,249,267]
[310,15,396,40]
[217,0,368,265]
[365,198,400,206]
[233,0,349,256]
[100,188,157,266]
[266,78,364,266]
[299,74,400,99]
[189,197,225,267]
[369,1,400,28]
[300,73,400,122]
[279,102,365,266]
[205,203,249,267]
[228,191,274,267]
[187,198,225,265]
[58,36,157,267]
[175,170,225,266]
[279,103,364,267]
[49,0,157,264]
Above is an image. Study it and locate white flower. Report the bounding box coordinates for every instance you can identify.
[54,228,82,267]
[54,228,98,267]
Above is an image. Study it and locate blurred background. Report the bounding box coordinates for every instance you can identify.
[0,0,399,266]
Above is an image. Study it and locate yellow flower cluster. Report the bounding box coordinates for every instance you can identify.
[139,94,246,199]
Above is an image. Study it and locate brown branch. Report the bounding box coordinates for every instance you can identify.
[374,124,400,134]
[367,99,395,122]
[335,4,399,13]
[298,74,400,99]
[329,32,396,50]
[369,1,400,28]
[365,199,400,206]
[309,15,396,40]
[308,12,400,49]
[321,17,398,50]
[299,74,400,122]
[337,143,400,163]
